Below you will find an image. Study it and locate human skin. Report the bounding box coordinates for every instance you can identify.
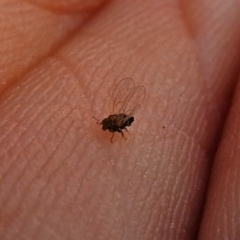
[0,0,240,239]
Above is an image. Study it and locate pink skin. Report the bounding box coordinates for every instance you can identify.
[0,0,240,239]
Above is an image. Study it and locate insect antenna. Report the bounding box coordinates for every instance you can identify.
[92,116,101,124]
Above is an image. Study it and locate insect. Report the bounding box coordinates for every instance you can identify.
[93,78,146,142]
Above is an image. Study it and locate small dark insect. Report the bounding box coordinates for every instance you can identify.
[93,78,146,142]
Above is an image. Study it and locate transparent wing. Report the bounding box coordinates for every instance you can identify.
[109,78,135,114]
[120,85,146,116]
[109,78,146,118]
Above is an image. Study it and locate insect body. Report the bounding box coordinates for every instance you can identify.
[101,114,134,140]
[93,78,146,142]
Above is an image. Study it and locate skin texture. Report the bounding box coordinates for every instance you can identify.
[0,0,240,239]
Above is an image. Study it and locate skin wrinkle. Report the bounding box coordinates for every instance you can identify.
[115,192,128,240]
[174,106,207,152]
[111,148,144,238]
[0,27,26,65]
[53,55,86,90]
[117,139,142,193]
[77,151,108,209]
[143,192,158,239]
[148,50,205,155]
[78,162,109,229]
[120,150,143,195]
[170,143,192,230]
[206,5,236,43]
[24,154,80,239]
[58,44,120,103]
[51,58,91,116]
[0,83,67,192]
[89,189,115,238]
[134,152,159,233]
[117,192,129,240]
[52,54,101,122]
[0,103,60,198]
[0,78,49,129]
[107,193,125,239]
[60,34,106,64]
[119,197,130,239]
[18,116,76,238]
[162,67,194,122]
[141,128,167,238]
[115,141,137,188]
[60,44,129,92]
[15,141,72,238]
[163,170,182,238]
[177,163,200,238]
[0,94,77,200]
[230,170,237,236]
[66,34,171,100]
[82,149,111,201]
[116,3,177,44]
[138,172,166,238]
[153,187,170,239]
[195,2,240,92]
[0,2,84,94]
[24,107,75,194]
[54,52,125,116]
[92,183,119,239]
[185,102,203,137]
[109,154,135,238]
[178,1,196,39]
[128,177,144,234]
[45,137,99,226]
[62,27,172,74]
[136,179,156,238]
[23,0,73,14]
[199,72,240,240]
[24,0,108,14]
[178,4,220,112]
[0,72,58,144]
[1,0,240,236]
[12,62,55,93]
[158,142,194,238]
[106,224,116,240]
[173,186,185,238]
[0,106,76,238]
[30,134,92,239]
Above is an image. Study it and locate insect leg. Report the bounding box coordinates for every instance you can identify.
[110,133,115,143]
[124,128,129,133]
[120,130,127,140]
